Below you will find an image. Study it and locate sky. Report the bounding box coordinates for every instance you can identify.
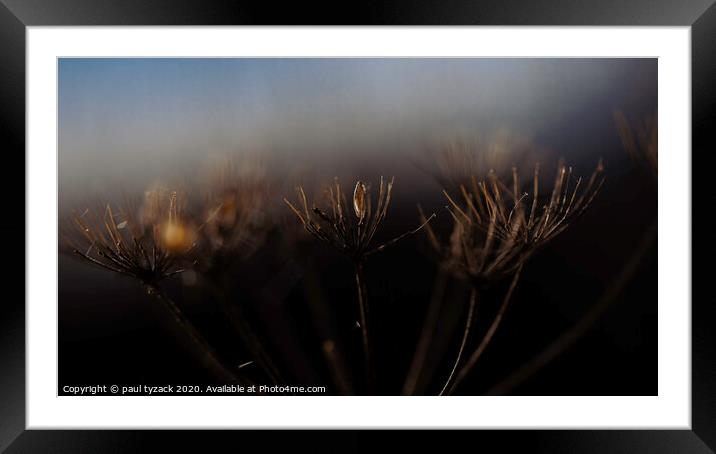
[58,58,656,204]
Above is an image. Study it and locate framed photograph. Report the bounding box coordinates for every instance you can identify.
[3,0,712,451]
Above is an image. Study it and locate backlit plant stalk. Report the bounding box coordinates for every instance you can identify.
[63,192,248,385]
[195,163,286,386]
[487,118,652,395]
[418,133,537,193]
[284,177,434,391]
[415,200,528,395]
[451,161,604,394]
[417,161,604,395]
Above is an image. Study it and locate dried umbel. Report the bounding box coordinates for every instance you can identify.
[192,163,286,385]
[426,160,604,395]
[405,200,528,395]
[284,177,434,263]
[199,156,274,259]
[65,191,195,287]
[424,132,537,192]
[63,192,245,385]
[444,161,604,255]
[420,204,528,286]
[284,177,434,392]
[614,110,657,176]
[202,183,270,258]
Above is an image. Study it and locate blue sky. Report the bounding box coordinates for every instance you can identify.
[58,58,656,201]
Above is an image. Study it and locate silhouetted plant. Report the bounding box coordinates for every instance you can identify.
[487,119,653,396]
[63,191,247,385]
[193,159,287,386]
[418,131,538,192]
[284,177,434,391]
[410,161,604,395]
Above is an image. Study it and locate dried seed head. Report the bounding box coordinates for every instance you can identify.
[353,181,367,220]
[198,159,275,260]
[284,176,432,261]
[62,197,186,286]
[429,159,604,285]
[424,133,538,193]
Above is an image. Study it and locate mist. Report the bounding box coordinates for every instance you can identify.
[58,58,656,208]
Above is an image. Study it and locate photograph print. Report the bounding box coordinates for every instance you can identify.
[58,58,657,396]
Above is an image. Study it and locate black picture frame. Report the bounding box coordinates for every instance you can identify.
[2,1,712,451]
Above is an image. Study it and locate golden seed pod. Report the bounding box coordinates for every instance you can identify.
[162,221,195,253]
[353,181,367,220]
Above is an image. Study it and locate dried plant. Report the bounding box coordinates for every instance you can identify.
[614,110,657,176]
[284,177,434,391]
[66,193,193,287]
[484,114,656,396]
[402,201,528,395]
[284,177,434,262]
[406,161,604,395]
[61,148,611,395]
[444,161,605,256]
[63,191,246,385]
[441,161,604,394]
[421,205,528,287]
[485,117,655,396]
[198,156,275,262]
[192,159,287,387]
[420,131,538,192]
[172,158,292,384]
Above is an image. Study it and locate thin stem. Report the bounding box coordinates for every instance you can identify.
[365,213,436,257]
[439,286,478,395]
[203,276,284,386]
[486,221,657,395]
[229,304,285,386]
[401,265,449,395]
[302,263,353,395]
[322,339,352,395]
[354,261,373,392]
[148,285,249,385]
[447,263,523,395]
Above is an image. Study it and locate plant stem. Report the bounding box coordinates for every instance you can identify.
[354,261,373,392]
[486,221,657,395]
[148,285,248,385]
[439,286,478,395]
[303,264,354,395]
[447,264,523,395]
[401,265,448,395]
[204,277,284,386]
[229,304,285,386]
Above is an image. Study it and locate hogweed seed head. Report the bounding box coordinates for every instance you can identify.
[420,132,538,193]
[427,159,604,286]
[445,160,604,249]
[284,177,433,262]
[420,203,528,286]
[62,190,194,286]
[195,157,275,263]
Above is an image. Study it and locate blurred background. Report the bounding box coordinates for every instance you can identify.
[58,58,657,395]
